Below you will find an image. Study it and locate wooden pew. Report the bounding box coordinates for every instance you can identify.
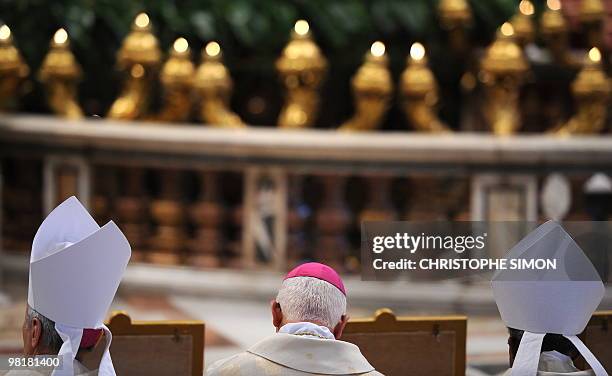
[343,308,467,376]
[577,310,612,373]
[104,311,205,376]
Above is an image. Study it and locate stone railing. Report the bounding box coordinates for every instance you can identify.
[1,114,612,274]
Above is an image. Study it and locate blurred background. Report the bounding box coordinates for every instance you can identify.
[1,0,612,374]
[0,0,608,128]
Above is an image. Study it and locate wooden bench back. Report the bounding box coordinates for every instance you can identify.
[105,311,205,376]
[343,309,467,376]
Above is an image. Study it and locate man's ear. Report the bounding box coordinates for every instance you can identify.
[270,300,283,332]
[333,314,349,339]
[30,317,42,354]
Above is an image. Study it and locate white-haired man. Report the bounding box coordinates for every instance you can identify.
[206,262,382,375]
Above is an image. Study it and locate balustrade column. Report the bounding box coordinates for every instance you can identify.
[449,178,471,221]
[91,166,117,225]
[404,177,448,221]
[116,167,149,261]
[150,169,186,264]
[225,173,244,268]
[286,176,310,266]
[189,171,224,267]
[226,207,243,267]
[359,175,397,222]
[43,155,90,213]
[3,159,42,251]
[314,175,350,271]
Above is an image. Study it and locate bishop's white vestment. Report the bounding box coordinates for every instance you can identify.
[206,332,383,376]
[502,351,596,376]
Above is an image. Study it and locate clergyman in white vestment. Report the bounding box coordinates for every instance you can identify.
[492,221,608,376]
[500,328,596,376]
[1,307,102,376]
[5,197,132,376]
[206,262,383,376]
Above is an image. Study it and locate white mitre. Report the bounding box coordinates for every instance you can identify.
[28,196,131,376]
[491,221,607,376]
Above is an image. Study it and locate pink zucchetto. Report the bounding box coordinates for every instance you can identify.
[284,262,346,295]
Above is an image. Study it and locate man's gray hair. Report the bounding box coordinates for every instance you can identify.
[26,306,63,354]
[276,276,347,330]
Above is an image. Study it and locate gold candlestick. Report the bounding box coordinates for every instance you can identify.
[38,28,83,119]
[511,0,535,47]
[0,25,29,111]
[339,41,392,131]
[553,48,610,135]
[276,20,327,129]
[195,41,244,127]
[108,13,161,120]
[438,0,472,52]
[481,23,528,136]
[157,37,194,122]
[400,42,450,132]
[579,0,605,49]
[541,0,576,67]
[438,0,471,28]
